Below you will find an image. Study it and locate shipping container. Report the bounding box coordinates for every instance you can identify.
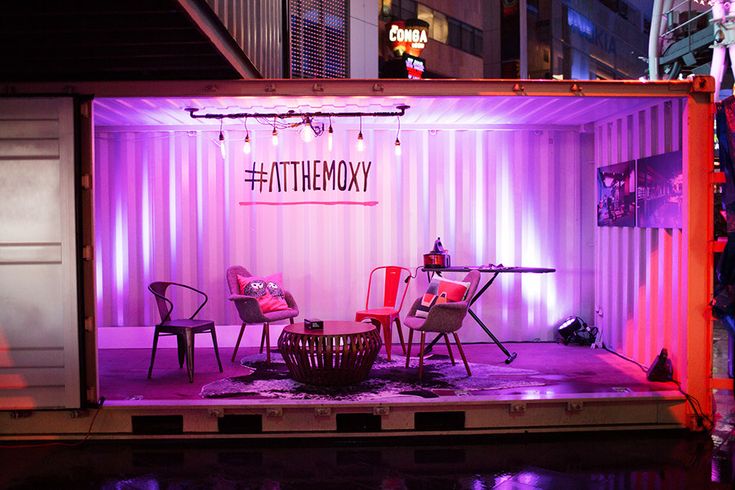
[0,78,716,439]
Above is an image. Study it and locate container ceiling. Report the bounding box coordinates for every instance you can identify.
[94,95,678,129]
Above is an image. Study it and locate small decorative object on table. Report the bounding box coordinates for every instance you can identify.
[304,318,324,330]
[423,237,451,268]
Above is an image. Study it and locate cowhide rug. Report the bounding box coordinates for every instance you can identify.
[200,352,546,401]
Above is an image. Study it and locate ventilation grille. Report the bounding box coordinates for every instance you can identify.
[131,415,183,435]
[414,411,466,431]
[289,0,348,78]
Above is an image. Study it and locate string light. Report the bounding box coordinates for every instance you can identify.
[327,117,334,151]
[218,119,227,160]
[242,118,251,154]
[357,116,365,152]
[300,117,315,143]
[394,115,402,157]
[184,105,411,154]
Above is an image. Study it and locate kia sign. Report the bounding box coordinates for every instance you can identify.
[387,20,429,57]
[405,54,425,79]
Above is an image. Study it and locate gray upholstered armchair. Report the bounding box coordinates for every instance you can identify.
[403,270,481,380]
[226,266,299,363]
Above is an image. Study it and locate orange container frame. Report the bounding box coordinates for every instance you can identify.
[0,77,716,438]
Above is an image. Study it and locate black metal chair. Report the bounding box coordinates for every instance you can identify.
[147,281,223,383]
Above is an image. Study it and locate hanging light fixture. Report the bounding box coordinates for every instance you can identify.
[327,117,334,151]
[218,119,227,160]
[357,116,365,152]
[394,115,402,157]
[242,118,251,154]
[184,105,410,154]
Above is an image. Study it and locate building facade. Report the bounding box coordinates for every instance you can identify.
[379,0,651,80]
[0,1,651,83]
[485,0,652,80]
[379,0,485,78]
[206,0,378,79]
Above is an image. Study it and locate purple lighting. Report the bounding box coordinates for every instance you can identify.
[94,122,580,342]
[168,138,178,268]
[141,154,151,280]
[114,200,125,326]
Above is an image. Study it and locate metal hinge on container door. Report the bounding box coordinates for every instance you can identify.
[566,401,584,412]
[79,102,90,118]
[82,245,93,261]
[81,174,92,190]
[689,75,714,93]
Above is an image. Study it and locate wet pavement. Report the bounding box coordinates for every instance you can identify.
[0,425,727,489]
[1,383,734,489]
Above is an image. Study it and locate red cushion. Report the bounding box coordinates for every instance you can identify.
[415,277,469,318]
[237,273,289,313]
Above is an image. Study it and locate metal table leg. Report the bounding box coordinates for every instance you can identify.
[421,271,518,363]
[466,307,517,364]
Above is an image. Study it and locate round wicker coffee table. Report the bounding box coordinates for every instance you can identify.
[277,320,382,386]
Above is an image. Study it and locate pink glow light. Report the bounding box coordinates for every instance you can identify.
[238,201,378,206]
[94,127,581,343]
[114,196,125,326]
[168,141,178,267]
[141,153,151,279]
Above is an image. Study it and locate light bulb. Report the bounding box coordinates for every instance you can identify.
[357,131,364,152]
[327,124,334,151]
[219,131,227,159]
[300,125,314,143]
[272,128,278,146]
[243,133,251,154]
[394,137,401,157]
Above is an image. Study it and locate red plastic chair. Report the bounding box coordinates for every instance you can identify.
[355,266,411,361]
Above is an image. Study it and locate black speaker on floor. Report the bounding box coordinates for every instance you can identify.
[647,348,674,382]
[558,317,598,346]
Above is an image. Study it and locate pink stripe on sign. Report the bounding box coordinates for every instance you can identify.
[239,201,379,206]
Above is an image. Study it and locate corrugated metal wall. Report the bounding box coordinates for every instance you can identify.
[205,0,283,78]
[594,99,686,376]
[94,126,590,343]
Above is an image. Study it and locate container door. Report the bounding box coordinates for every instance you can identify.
[0,97,80,409]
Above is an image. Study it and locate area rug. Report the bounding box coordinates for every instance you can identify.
[200,352,547,401]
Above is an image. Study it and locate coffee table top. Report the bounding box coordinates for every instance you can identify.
[284,320,376,336]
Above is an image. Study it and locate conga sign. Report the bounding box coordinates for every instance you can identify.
[387,19,430,58]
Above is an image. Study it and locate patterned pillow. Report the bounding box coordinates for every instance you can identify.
[237,273,289,313]
[415,277,470,319]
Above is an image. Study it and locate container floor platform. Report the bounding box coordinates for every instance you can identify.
[2,343,689,440]
[99,342,677,403]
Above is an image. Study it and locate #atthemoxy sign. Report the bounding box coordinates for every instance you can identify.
[244,159,372,193]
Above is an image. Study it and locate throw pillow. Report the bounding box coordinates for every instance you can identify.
[415,277,470,319]
[237,273,290,313]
